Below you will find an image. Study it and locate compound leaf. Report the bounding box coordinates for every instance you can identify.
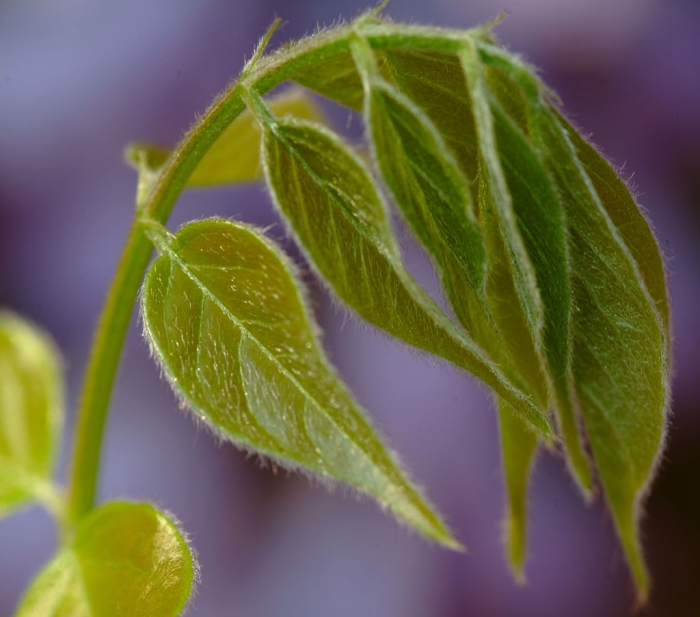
[16,501,194,617]
[141,218,460,549]
[0,311,63,518]
[250,96,552,438]
[498,398,538,583]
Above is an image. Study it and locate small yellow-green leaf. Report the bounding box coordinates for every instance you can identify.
[16,501,194,616]
[498,398,538,583]
[188,88,325,187]
[251,99,552,438]
[125,89,325,191]
[141,218,460,549]
[0,311,63,518]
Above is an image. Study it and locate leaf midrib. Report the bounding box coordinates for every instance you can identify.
[159,244,389,477]
[267,121,399,258]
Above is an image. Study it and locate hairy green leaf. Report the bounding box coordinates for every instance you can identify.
[351,37,499,354]
[292,51,365,112]
[498,398,538,583]
[384,46,550,409]
[16,501,194,616]
[141,218,460,548]
[560,113,669,331]
[250,94,552,438]
[386,49,480,200]
[462,44,594,492]
[0,311,63,518]
[533,104,669,601]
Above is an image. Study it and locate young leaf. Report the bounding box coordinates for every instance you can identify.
[459,43,544,359]
[140,218,460,549]
[350,37,498,355]
[532,107,669,601]
[187,88,325,188]
[16,501,195,616]
[292,51,365,112]
[498,398,538,583]
[249,95,552,438]
[493,96,593,490]
[125,88,325,191]
[0,311,63,518]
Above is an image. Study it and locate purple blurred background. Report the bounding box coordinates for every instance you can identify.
[1,0,699,615]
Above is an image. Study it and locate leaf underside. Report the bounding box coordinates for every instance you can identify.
[0,311,63,518]
[16,502,194,617]
[127,13,670,599]
[141,219,460,549]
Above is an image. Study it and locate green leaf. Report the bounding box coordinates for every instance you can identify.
[531,104,669,602]
[350,37,499,356]
[461,44,593,492]
[292,51,365,111]
[559,113,669,332]
[477,165,549,408]
[386,49,480,200]
[125,88,325,193]
[383,45,550,410]
[140,218,460,549]
[16,501,195,616]
[0,311,63,518]
[250,94,552,438]
[498,398,538,583]
[187,88,325,187]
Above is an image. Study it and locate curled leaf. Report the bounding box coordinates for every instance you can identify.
[0,311,63,518]
[141,218,460,548]
[16,501,195,616]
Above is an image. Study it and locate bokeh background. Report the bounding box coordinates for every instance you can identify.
[1,0,699,615]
